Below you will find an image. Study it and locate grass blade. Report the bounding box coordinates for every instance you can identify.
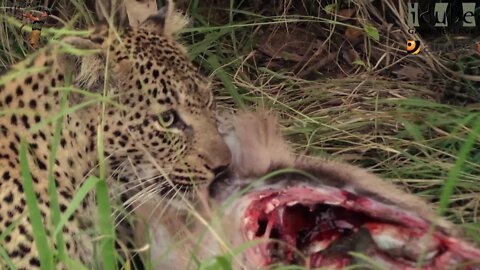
[95,22,118,270]
[207,53,245,109]
[46,69,72,263]
[438,114,480,214]
[0,214,24,270]
[20,139,54,270]
[95,176,117,269]
[0,246,17,270]
[94,115,117,268]
[53,176,99,238]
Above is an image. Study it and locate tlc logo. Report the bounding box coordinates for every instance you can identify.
[407,2,477,27]
[407,40,421,54]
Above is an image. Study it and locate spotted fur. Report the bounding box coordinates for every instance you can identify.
[0,9,230,269]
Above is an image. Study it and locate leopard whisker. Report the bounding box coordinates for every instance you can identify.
[119,178,174,214]
[119,182,158,213]
[137,180,185,221]
[112,174,164,199]
[114,186,158,225]
[115,183,178,226]
[155,183,187,216]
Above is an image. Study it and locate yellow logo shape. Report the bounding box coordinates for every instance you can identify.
[407,40,421,54]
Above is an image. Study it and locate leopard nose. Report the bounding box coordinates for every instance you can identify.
[212,165,229,178]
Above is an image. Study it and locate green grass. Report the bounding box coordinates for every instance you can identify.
[20,139,55,270]
[1,0,480,269]
[44,64,71,266]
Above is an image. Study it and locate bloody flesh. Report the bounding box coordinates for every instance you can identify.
[241,187,480,269]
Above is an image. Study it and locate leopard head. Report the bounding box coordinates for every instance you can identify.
[64,7,231,201]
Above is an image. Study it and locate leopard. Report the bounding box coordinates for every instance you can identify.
[0,5,231,270]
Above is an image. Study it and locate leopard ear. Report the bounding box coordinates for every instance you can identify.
[139,0,190,36]
[124,0,158,27]
[94,0,159,28]
[56,36,106,97]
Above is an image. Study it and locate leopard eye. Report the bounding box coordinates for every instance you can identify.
[159,110,176,128]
